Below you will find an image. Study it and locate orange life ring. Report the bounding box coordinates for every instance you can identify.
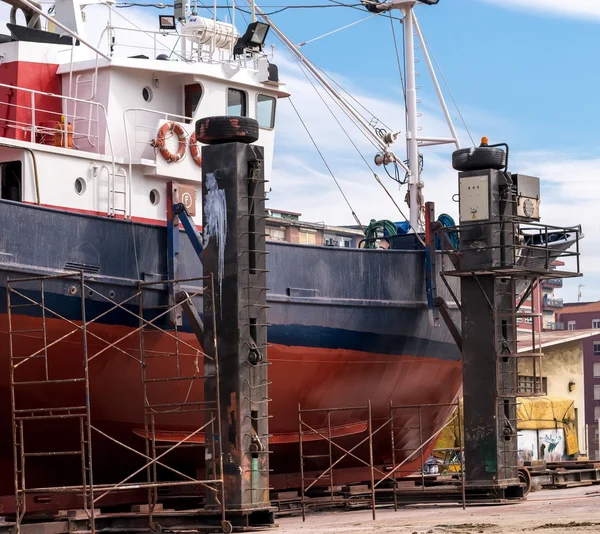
[189,132,202,167]
[153,122,187,163]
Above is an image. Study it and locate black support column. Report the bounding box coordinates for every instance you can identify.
[461,276,519,490]
[202,142,271,521]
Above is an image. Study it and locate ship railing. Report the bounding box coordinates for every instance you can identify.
[97,24,267,69]
[97,24,188,62]
[0,81,114,157]
[439,219,583,278]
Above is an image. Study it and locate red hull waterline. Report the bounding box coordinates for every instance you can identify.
[0,313,462,514]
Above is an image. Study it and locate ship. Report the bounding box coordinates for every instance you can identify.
[0,0,572,517]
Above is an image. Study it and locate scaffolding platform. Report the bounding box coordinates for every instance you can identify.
[4,272,240,534]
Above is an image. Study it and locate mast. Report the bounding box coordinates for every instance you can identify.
[402,4,420,231]
[388,0,460,232]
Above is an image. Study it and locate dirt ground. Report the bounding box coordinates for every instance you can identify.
[277,486,600,534]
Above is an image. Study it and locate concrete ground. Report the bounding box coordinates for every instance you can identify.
[278,486,600,534]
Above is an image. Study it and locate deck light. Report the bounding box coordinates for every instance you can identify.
[159,15,176,31]
[234,21,270,55]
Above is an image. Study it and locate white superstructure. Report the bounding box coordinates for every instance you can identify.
[0,2,288,224]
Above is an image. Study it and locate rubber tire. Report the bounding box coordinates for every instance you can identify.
[195,116,259,145]
[452,147,506,172]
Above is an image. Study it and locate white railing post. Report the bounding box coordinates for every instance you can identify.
[30,92,36,144]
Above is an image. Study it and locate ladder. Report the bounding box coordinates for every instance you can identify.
[108,166,129,217]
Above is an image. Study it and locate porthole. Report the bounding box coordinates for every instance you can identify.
[142,86,153,102]
[75,177,86,195]
[149,189,160,206]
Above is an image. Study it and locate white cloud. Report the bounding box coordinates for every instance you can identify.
[271,51,600,303]
[479,0,600,21]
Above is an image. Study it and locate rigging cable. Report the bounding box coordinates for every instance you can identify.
[312,61,393,132]
[388,12,406,105]
[294,58,425,245]
[326,0,403,21]
[287,97,365,232]
[297,13,376,47]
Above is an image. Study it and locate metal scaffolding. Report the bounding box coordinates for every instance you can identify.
[7,272,229,533]
[297,400,465,520]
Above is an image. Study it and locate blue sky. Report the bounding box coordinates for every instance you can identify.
[257,0,600,303]
[2,0,597,302]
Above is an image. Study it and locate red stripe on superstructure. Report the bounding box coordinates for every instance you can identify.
[0,60,62,142]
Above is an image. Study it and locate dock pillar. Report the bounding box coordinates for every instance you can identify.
[442,153,581,499]
[201,142,272,524]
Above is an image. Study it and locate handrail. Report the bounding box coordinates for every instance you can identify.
[101,24,262,66]
[0,81,106,150]
[0,81,117,213]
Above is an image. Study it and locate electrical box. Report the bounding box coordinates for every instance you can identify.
[457,169,516,271]
[459,174,490,223]
[174,1,185,21]
[513,174,541,221]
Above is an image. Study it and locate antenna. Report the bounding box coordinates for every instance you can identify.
[578,284,585,302]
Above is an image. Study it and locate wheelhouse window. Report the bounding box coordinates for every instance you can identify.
[227,89,247,116]
[257,94,276,129]
[185,84,203,123]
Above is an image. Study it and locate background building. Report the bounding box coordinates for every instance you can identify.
[518,331,599,457]
[516,261,565,333]
[265,209,364,247]
[556,303,600,458]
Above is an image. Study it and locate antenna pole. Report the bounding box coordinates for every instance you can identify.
[403,5,421,231]
[251,0,256,22]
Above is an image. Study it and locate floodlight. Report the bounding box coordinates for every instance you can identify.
[159,15,176,31]
[234,21,270,55]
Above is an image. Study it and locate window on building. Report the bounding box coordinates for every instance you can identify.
[568,321,576,331]
[595,342,600,356]
[257,94,276,128]
[594,386,600,401]
[516,318,523,324]
[227,89,247,116]
[595,405,600,422]
[299,230,317,245]
[593,319,600,329]
[517,375,547,395]
[266,227,285,242]
[525,317,533,325]
[344,239,352,248]
[594,363,600,378]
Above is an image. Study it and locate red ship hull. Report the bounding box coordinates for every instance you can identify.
[0,312,461,513]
